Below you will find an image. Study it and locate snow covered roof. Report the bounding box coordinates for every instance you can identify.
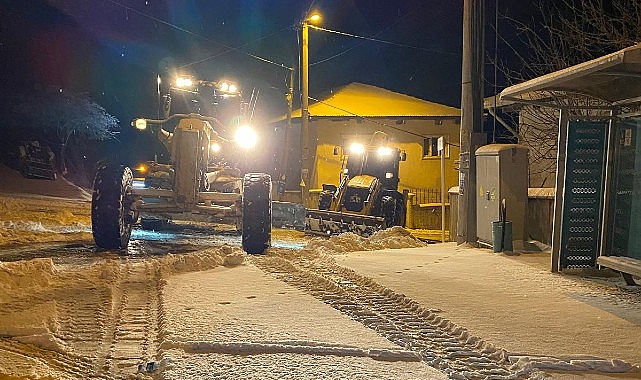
[286,82,460,120]
[499,43,641,107]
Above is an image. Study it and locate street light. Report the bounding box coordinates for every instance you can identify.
[300,12,321,205]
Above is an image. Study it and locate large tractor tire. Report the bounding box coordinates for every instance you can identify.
[242,173,272,254]
[92,164,135,250]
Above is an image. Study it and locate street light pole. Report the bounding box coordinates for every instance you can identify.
[301,19,311,206]
[299,13,320,206]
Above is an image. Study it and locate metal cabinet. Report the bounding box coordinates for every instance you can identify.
[476,144,528,248]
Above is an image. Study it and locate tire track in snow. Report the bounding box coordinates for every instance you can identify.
[55,285,112,356]
[99,260,162,376]
[252,254,530,380]
[0,338,99,379]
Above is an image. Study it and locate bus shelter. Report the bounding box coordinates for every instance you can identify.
[498,43,641,284]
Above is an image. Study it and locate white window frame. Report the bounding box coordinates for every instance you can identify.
[422,136,450,159]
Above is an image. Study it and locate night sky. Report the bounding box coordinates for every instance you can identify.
[0,0,546,179]
[0,1,539,121]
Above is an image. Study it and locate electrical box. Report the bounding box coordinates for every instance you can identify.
[476,144,528,248]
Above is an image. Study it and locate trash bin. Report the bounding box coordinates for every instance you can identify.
[492,221,513,252]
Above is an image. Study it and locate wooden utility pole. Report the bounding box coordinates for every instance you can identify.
[458,0,485,245]
[278,67,295,201]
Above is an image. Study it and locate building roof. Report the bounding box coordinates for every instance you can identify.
[287,82,460,119]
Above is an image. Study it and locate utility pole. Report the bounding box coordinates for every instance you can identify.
[458,0,485,245]
[278,67,295,201]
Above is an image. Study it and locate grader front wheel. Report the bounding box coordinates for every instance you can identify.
[91,164,135,250]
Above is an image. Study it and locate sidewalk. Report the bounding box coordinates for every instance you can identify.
[336,243,641,378]
[160,242,641,379]
[161,263,447,379]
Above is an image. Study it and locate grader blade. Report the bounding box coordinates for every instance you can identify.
[305,209,387,237]
[271,201,306,230]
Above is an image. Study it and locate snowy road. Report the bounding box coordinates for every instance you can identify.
[2,191,641,379]
[0,227,448,379]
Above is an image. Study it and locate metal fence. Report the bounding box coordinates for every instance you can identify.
[406,188,442,204]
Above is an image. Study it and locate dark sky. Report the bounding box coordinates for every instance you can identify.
[0,0,535,126]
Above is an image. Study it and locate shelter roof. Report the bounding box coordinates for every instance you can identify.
[499,43,641,107]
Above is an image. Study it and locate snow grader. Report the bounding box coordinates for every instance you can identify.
[91,76,272,254]
[305,132,407,237]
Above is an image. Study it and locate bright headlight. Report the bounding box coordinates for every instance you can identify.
[349,143,365,154]
[175,77,193,88]
[218,81,238,95]
[134,118,147,130]
[377,146,393,156]
[210,142,221,154]
[235,125,257,149]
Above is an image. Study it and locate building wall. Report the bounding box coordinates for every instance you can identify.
[308,117,461,195]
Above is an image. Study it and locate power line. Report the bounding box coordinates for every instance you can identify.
[310,25,461,57]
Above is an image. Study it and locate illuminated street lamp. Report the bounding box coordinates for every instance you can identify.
[300,12,321,204]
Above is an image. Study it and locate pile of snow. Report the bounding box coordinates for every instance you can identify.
[155,245,246,275]
[0,194,92,247]
[302,227,426,255]
[0,258,59,301]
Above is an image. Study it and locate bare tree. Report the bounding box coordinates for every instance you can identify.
[11,90,119,177]
[496,0,640,187]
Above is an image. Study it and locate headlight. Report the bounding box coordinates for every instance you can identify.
[385,172,394,179]
[210,142,221,154]
[134,118,147,130]
[377,146,393,156]
[235,125,257,149]
[175,77,193,88]
[218,81,238,95]
[349,143,365,154]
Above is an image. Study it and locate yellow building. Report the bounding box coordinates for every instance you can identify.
[287,83,461,204]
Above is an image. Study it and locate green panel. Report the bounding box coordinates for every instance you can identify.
[611,120,641,260]
[560,120,608,269]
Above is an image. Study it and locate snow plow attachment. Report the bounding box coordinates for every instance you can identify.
[305,209,387,237]
[271,201,306,230]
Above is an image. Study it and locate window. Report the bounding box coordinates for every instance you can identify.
[423,136,449,159]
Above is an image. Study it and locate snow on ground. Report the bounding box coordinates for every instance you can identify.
[300,226,426,255]
[0,219,446,379]
[335,245,641,378]
[0,167,441,378]
[1,166,640,379]
[161,263,444,379]
[0,194,93,247]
